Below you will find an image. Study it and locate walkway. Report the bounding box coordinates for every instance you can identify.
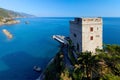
[52,35,68,44]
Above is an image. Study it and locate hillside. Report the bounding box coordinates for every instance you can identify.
[0,8,34,18]
[38,44,120,80]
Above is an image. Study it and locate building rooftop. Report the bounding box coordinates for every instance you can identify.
[70,17,102,24]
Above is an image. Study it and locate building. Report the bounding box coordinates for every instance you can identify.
[70,17,102,54]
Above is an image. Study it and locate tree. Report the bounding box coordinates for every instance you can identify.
[77,52,98,79]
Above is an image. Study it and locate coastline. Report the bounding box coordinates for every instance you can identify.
[0,17,120,80]
[0,19,20,26]
[37,58,55,80]
[0,18,20,39]
[37,45,68,80]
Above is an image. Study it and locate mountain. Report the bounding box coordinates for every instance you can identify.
[0,8,35,18]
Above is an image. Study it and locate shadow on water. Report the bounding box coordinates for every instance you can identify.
[0,51,51,80]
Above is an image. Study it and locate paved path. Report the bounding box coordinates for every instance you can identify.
[61,45,74,69]
[53,35,68,44]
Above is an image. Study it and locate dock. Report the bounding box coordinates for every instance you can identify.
[52,35,68,44]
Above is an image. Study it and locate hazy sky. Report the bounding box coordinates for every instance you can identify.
[0,0,120,17]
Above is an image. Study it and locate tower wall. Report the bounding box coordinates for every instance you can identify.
[70,18,82,52]
[70,18,102,54]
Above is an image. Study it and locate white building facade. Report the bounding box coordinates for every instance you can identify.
[70,18,103,54]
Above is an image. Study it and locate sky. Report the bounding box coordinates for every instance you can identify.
[0,0,120,17]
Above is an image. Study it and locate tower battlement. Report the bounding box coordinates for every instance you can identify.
[70,17,102,24]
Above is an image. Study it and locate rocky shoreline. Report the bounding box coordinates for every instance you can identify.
[0,18,20,26]
[0,18,20,39]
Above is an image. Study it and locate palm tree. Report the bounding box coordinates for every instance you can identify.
[77,52,95,79]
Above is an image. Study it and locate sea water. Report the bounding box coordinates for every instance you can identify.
[0,17,120,80]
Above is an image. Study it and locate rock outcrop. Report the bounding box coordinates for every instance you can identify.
[0,18,20,26]
[2,29,13,39]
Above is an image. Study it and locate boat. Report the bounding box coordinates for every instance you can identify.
[33,66,41,72]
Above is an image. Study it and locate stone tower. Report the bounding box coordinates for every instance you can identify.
[70,17,102,54]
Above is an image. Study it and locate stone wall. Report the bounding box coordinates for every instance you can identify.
[70,17,103,54]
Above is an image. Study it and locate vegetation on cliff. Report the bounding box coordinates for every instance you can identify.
[42,44,120,80]
[43,51,65,80]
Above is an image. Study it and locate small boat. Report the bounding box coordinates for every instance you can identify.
[33,66,41,72]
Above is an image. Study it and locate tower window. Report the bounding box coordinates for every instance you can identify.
[90,36,93,40]
[90,27,93,32]
[73,33,76,37]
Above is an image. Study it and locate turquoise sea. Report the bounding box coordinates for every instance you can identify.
[0,17,120,80]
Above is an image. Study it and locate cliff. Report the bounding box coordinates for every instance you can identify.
[37,44,120,80]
